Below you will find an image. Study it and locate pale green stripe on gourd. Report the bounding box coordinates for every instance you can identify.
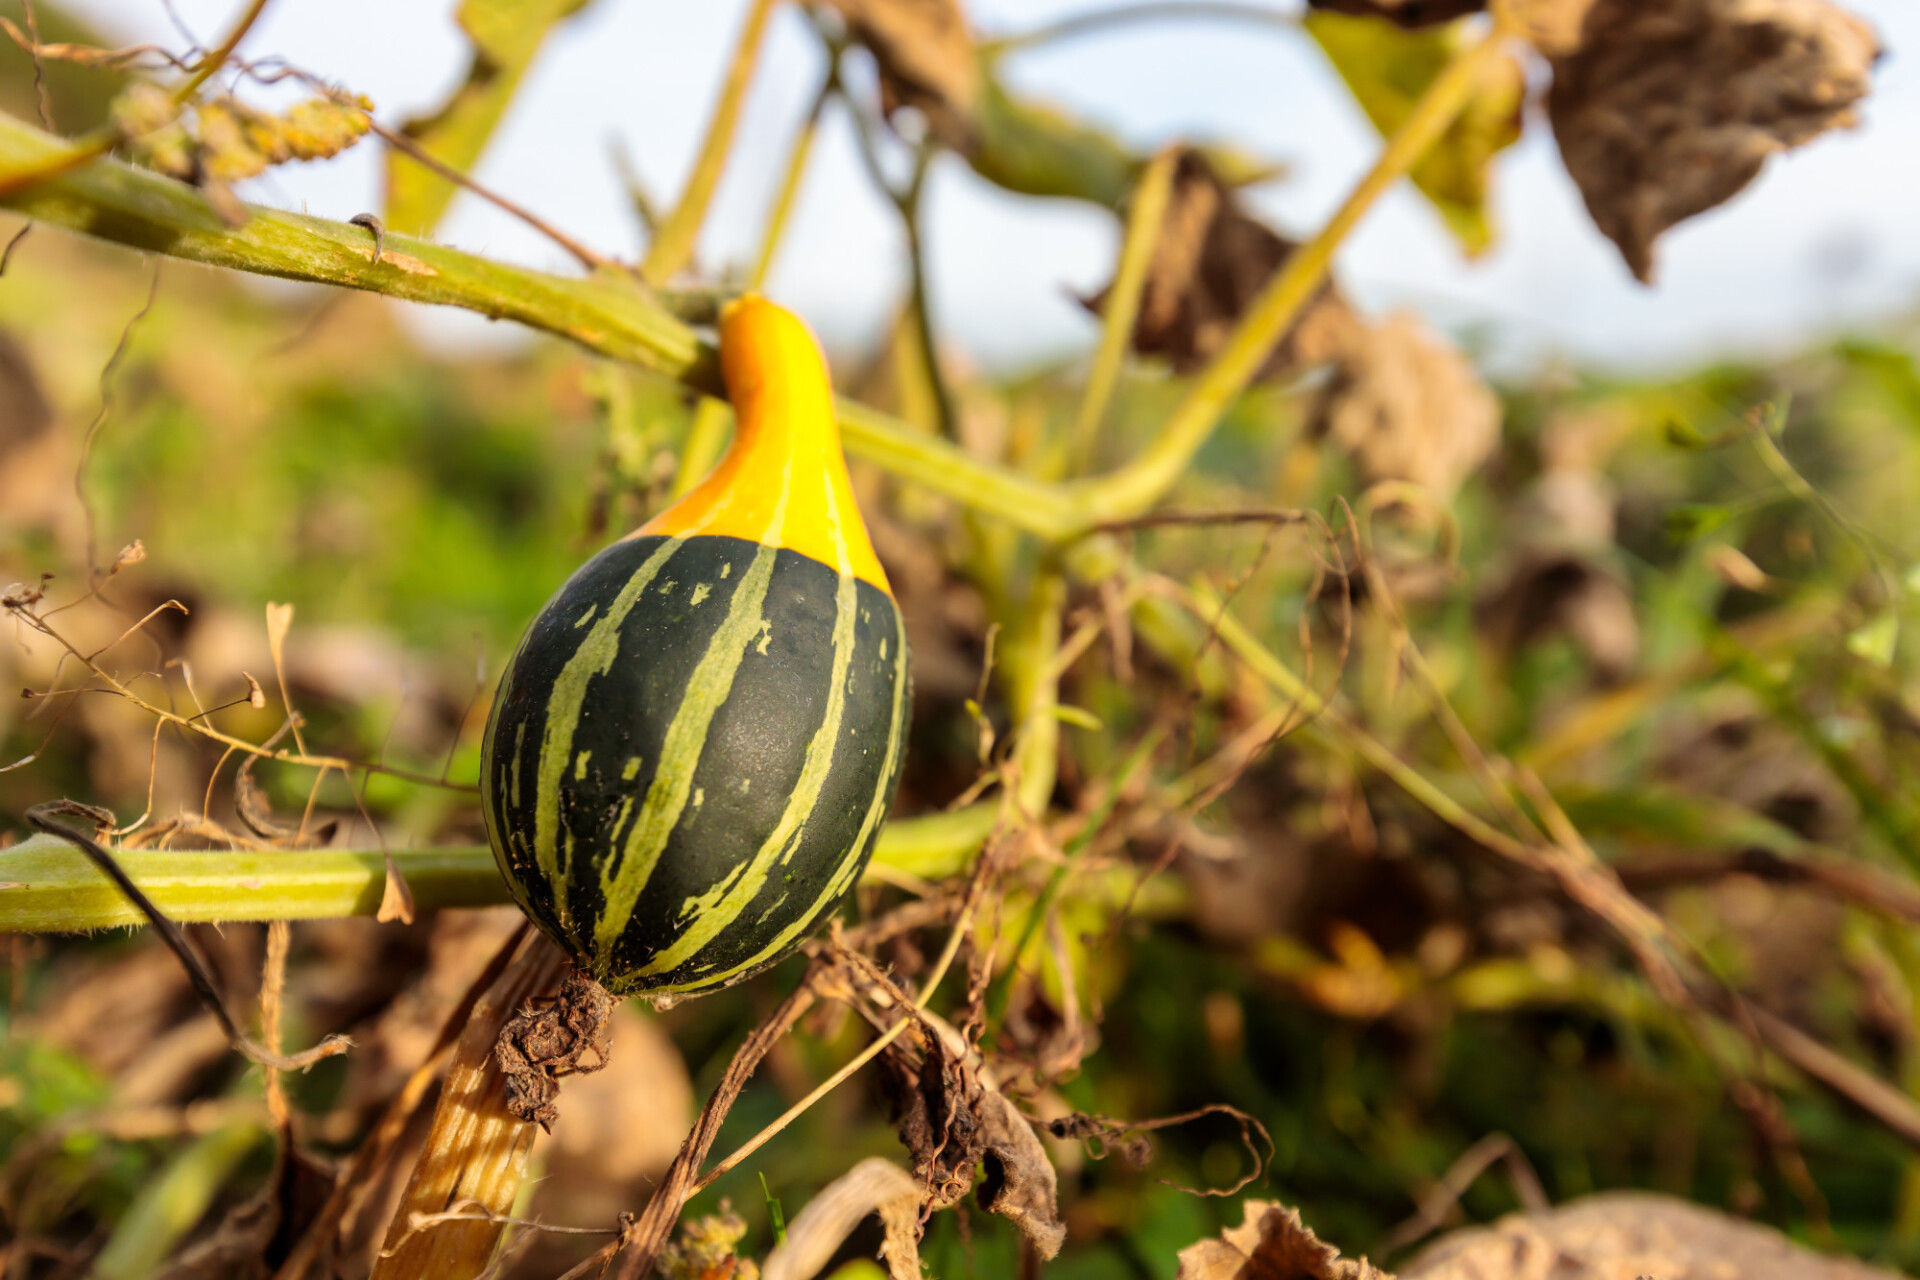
[634,475,862,978]
[593,538,781,957]
[530,534,687,950]
[693,597,910,988]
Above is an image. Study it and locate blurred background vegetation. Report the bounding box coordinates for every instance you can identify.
[5,1,1920,1277]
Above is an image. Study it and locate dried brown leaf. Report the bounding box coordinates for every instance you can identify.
[376,852,416,924]
[974,1089,1066,1257]
[1401,1191,1898,1279]
[1306,0,1486,27]
[1314,311,1500,501]
[235,757,293,841]
[107,538,145,575]
[1090,150,1362,381]
[879,1032,1066,1258]
[818,0,978,146]
[1491,0,1598,54]
[1548,0,1880,282]
[1177,1199,1392,1280]
[495,967,613,1131]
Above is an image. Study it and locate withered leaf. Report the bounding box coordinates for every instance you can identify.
[1401,1191,1901,1279]
[1090,150,1362,381]
[107,538,146,575]
[1177,1199,1392,1280]
[1548,0,1880,282]
[1306,0,1485,27]
[234,756,293,841]
[1491,0,1599,54]
[376,852,416,924]
[974,1088,1067,1258]
[880,1031,1066,1258]
[818,0,978,148]
[1313,311,1500,501]
[1476,410,1638,678]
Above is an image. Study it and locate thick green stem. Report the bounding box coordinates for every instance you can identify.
[0,839,506,931]
[0,108,1076,536]
[0,803,999,932]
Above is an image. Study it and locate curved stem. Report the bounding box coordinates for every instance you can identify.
[0,107,1080,538]
[752,78,829,288]
[642,0,777,285]
[173,0,272,104]
[1064,28,1508,526]
[1070,145,1178,470]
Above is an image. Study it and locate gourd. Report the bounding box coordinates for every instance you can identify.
[479,296,911,996]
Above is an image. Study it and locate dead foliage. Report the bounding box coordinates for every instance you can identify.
[1177,1199,1392,1280]
[494,967,614,1131]
[1313,311,1501,502]
[1400,1191,1904,1279]
[1548,0,1880,282]
[817,0,977,149]
[1088,150,1363,380]
[1308,0,1486,26]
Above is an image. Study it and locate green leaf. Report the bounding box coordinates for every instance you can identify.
[1052,703,1104,730]
[384,0,596,236]
[1846,610,1898,667]
[1665,503,1736,544]
[1305,11,1523,257]
[1662,415,1709,450]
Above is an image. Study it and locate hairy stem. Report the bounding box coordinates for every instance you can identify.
[0,805,998,933]
[0,108,1077,537]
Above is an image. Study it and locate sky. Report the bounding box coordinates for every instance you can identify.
[67,0,1920,375]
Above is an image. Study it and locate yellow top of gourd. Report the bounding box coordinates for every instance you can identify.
[638,294,891,596]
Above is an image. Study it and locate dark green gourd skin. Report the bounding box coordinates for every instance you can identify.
[481,533,910,996]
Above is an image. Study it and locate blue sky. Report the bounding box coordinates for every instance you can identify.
[77,0,1920,374]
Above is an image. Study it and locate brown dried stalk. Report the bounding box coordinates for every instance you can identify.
[271,922,530,1280]
[370,932,569,1280]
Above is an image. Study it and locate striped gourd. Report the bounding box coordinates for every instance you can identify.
[479,296,911,996]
